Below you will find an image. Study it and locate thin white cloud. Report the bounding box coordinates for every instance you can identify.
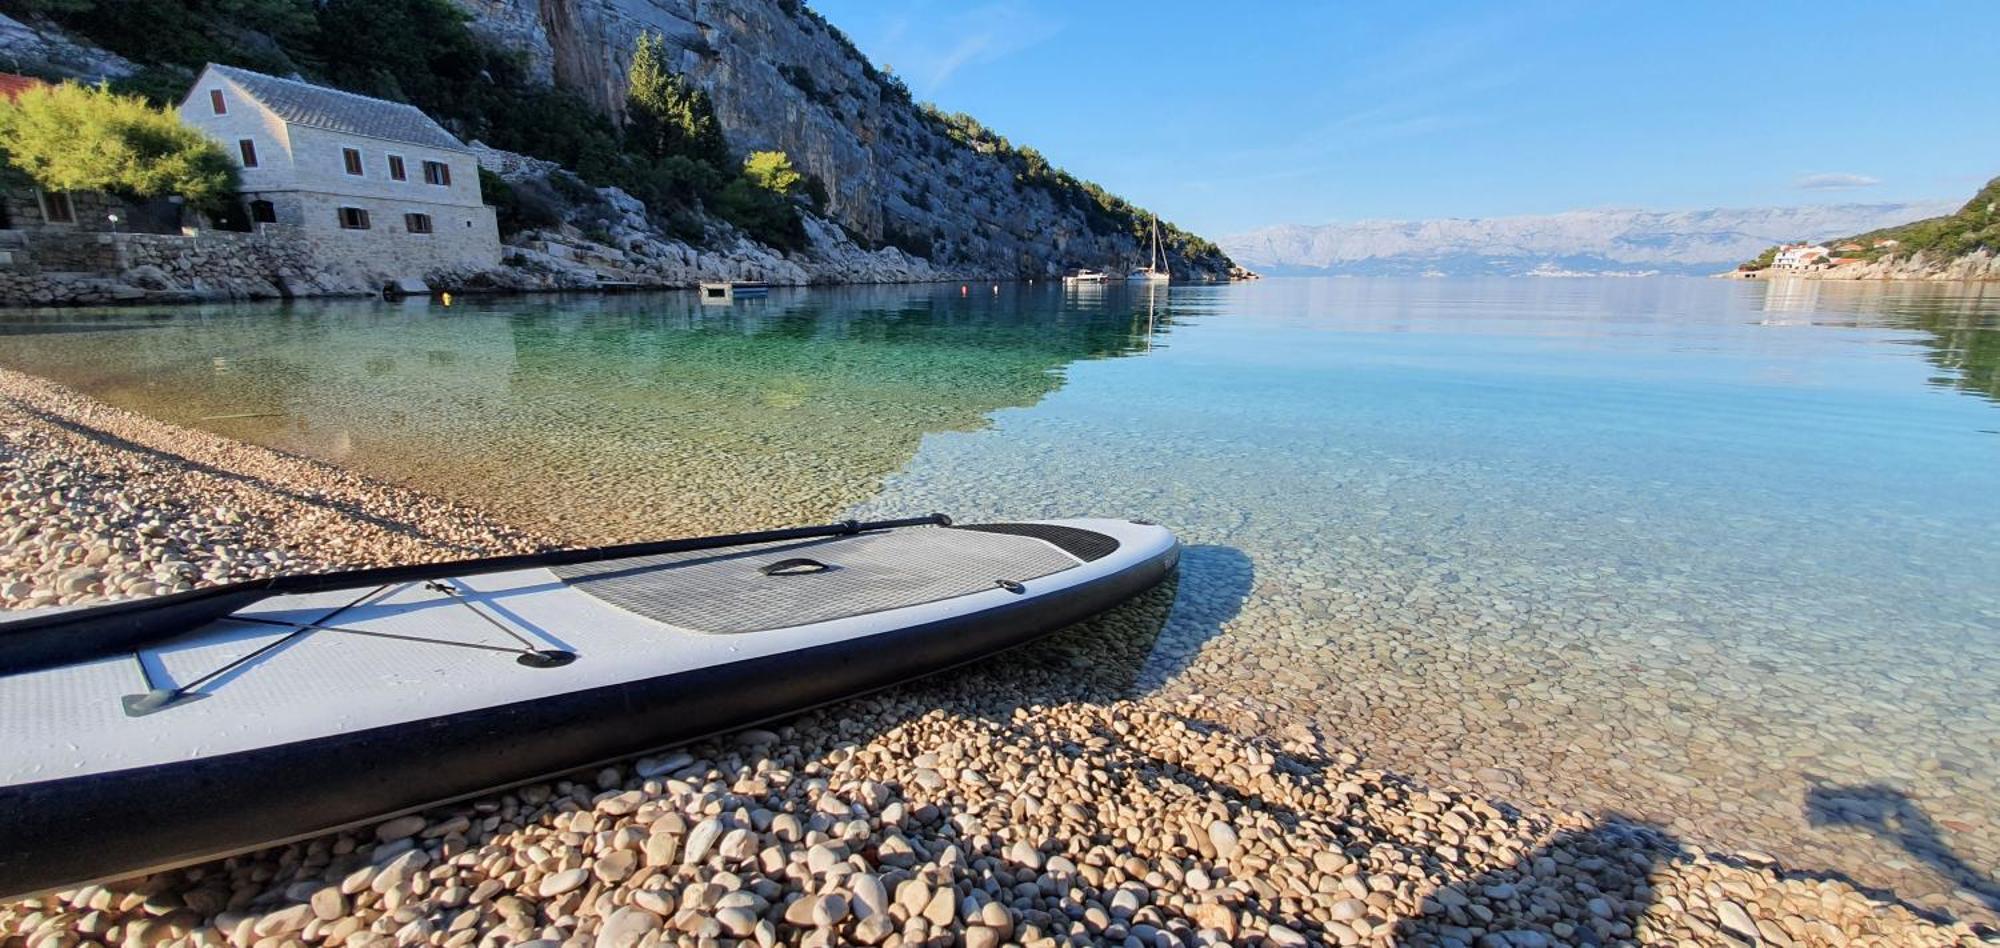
[865,2,1063,95]
[1795,172,1881,190]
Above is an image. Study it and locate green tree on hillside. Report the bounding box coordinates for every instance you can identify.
[741,150,802,196]
[0,81,237,213]
[718,150,806,250]
[625,32,728,169]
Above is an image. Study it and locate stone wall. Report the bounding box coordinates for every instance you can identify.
[0,228,389,306]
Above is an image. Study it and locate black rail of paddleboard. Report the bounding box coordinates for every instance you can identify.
[0,514,951,676]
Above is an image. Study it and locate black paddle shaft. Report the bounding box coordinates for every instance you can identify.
[0,514,952,676]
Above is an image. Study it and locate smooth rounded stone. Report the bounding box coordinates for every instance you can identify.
[1185,867,1213,891]
[1208,822,1240,859]
[849,874,888,919]
[1109,887,1143,917]
[805,843,841,874]
[782,897,817,927]
[538,868,590,898]
[594,907,662,948]
[631,890,676,917]
[369,849,429,895]
[372,815,426,843]
[1008,839,1044,871]
[634,752,692,778]
[683,818,723,865]
[1264,923,1309,946]
[715,907,758,938]
[894,879,931,917]
[921,887,956,927]
[718,828,758,864]
[1716,901,1760,941]
[812,893,849,927]
[1329,898,1367,921]
[735,728,781,747]
[644,830,680,867]
[596,790,645,816]
[851,914,894,945]
[309,887,347,921]
[963,925,1002,948]
[593,850,637,883]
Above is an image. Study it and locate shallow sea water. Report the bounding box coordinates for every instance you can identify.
[2,276,1997,923]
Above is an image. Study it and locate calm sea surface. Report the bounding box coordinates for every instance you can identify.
[2,277,1997,920]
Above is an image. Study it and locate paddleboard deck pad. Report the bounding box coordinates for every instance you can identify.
[0,517,1178,898]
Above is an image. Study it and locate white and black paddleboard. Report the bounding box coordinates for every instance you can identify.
[0,515,1179,898]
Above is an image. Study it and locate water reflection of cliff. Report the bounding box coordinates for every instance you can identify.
[1902,302,2000,403]
[0,285,1180,542]
[1767,280,2000,404]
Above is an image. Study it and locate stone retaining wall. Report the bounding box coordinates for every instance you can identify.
[0,227,420,306]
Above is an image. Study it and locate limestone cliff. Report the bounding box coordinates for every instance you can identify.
[457,0,1234,281]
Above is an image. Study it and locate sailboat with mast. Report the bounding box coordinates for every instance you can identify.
[1127,214,1171,283]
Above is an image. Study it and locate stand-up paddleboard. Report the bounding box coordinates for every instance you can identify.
[0,515,1178,898]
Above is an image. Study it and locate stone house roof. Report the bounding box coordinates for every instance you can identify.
[0,72,48,103]
[204,64,468,153]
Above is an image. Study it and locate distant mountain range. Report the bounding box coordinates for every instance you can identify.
[1218,203,1956,277]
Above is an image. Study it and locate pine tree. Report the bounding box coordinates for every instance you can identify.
[625,32,728,169]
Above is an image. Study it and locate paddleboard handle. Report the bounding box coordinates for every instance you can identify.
[517,649,577,668]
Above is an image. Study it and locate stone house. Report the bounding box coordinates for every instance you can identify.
[176,63,500,281]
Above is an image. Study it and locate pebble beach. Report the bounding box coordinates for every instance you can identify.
[2,358,1993,948]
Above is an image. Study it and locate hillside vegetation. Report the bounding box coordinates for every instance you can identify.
[1838,175,2000,262]
[0,0,1232,276]
[1739,175,1999,271]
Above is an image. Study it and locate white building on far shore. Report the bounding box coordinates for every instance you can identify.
[177,63,500,285]
[1772,243,1830,270]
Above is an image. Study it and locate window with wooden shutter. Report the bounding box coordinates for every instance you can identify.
[404,213,433,234]
[343,148,364,176]
[337,207,371,230]
[39,191,74,224]
[209,89,226,114]
[388,155,406,181]
[238,139,258,168]
[422,160,451,186]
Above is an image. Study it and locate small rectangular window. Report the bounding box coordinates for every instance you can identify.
[422,160,451,187]
[387,155,406,181]
[209,89,226,115]
[40,191,74,224]
[337,206,370,230]
[404,212,433,235]
[238,139,258,168]
[343,148,363,176]
[249,200,276,224]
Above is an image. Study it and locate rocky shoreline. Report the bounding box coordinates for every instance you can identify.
[1722,250,2000,282]
[0,370,1987,947]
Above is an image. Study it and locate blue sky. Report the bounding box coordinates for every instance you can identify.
[810,0,2000,236]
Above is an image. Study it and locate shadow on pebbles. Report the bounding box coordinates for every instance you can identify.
[0,376,1990,947]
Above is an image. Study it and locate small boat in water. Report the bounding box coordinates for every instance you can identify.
[1062,268,1110,286]
[0,515,1179,898]
[1127,215,1170,284]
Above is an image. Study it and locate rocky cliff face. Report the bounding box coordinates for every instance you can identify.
[457,0,1233,281]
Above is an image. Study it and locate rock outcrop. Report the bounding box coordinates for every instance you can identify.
[0,12,133,82]
[454,0,1234,281]
[1738,250,2000,282]
[465,144,952,290]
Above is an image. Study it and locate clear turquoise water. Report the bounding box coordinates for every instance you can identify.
[2,277,1997,920]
